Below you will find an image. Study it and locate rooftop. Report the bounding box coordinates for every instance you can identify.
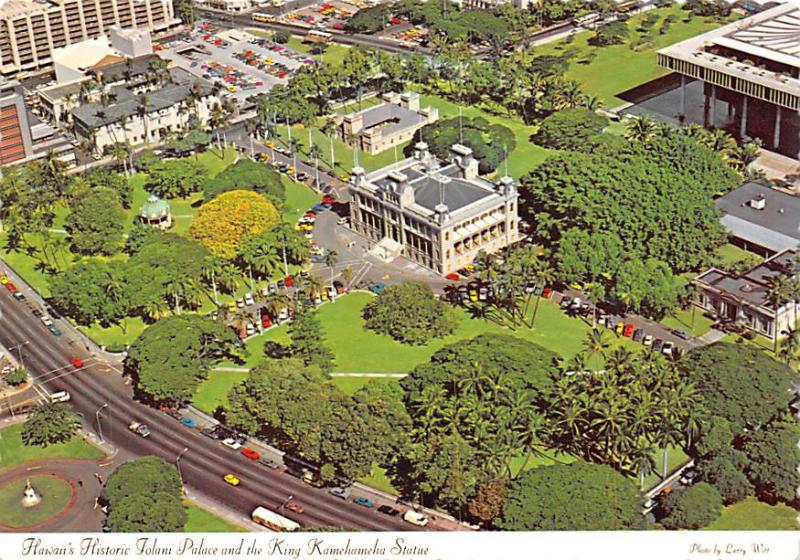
[71,67,214,129]
[695,249,797,310]
[658,3,800,99]
[355,101,428,138]
[715,182,800,252]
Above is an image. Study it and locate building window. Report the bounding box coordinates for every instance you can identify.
[444,231,449,241]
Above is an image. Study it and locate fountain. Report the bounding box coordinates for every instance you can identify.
[21,478,41,508]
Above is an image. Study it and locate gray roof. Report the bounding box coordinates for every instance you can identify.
[695,249,797,309]
[71,68,214,129]
[715,182,800,252]
[89,54,162,84]
[357,102,427,138]
[374,162,497,214]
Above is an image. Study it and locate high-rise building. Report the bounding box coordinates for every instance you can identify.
[0,0,179,77]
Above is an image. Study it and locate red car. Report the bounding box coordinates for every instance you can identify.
[261,316,272,329]
[322,195,336,204]
[71,357,83,368]
[284,275,294,287]
[4,282,17,292]
[623,323,635,337]
[542,287,553,299]
[445,273,460,281]
[241,448,261,460]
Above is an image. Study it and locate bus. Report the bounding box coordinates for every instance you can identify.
[572,12,602,27]
[251,507,301,532]
[304,30,333,44]
[251,12,275,23]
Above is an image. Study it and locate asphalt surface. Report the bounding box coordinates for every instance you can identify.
[0,275,420,532]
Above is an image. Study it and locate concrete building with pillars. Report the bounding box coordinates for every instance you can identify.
[347,142,521,275]
[657,3,800,159]
[0,0,178,77]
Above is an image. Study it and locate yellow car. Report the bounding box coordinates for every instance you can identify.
[338,174,349,182]
[469,290,478,302]
[570,281,584,291]
[223,474,240,486]
[0,275,8,284]
[463,264,475,273]
[264,140,275,148]
[227,302,236,312]
[321,291,328,301]
[287,166,295,174]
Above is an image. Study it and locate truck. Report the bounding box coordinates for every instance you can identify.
[128,421,151,438]
[251,506,300,532]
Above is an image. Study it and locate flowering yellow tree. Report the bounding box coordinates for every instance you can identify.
[189,190,279,259]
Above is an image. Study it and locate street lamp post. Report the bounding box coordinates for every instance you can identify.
[95,403,108,444]
[280,494,293,515]
[176,447,189,495]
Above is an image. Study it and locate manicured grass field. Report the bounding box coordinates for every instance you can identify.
[184,502,246,532]
[705,498,798,530]
[282,177,321,226]
[660,308,714,338]
[359,463,398,496]
[713,243,762,268]
[0,476,73,527]
[194,370,249,414]
[0,424,103,470]
[535,7,737,107]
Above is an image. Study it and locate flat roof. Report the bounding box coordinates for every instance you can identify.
[695,249,797,309]
[658,3,800,97]
[716,182,800,251]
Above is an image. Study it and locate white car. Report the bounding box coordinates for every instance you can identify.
[661,341,675,356]
[222,437,242,450]
[236,298,245,308]
[40,315,53,327]
[402,510,429,527]
[337,217,349,226]
[128,421,151,438]
[327,286,337,300]
[246,323,255,336]
[278,308,289,321]
[244,292,255,306]
[642,335,654,346]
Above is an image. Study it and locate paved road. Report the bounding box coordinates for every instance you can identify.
[0,267,426,532]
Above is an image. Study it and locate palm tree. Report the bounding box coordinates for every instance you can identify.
[514,409,549,474]
[137,94,151,145]
[341,265,354,291]
[309,142,323,191]
[325,250,338,296]
[582,327,612,370]
[766,274,794,352]
[631,444,657,490]
[202,256,227,306]
[583,281,605,326]
[109,142,131,175]
[624,115,658,143]
[209,102,228,149]
[321,119,337,170]
[778,327,800,369]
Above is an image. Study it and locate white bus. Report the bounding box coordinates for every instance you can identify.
[251,12,275,23]
[304,30,333,44]
[251,507,300,532]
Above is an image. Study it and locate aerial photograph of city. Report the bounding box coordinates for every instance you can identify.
[0,0,796,544]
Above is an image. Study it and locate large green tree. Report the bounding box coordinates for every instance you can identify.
[679,343,793,433]
[103,456,186,532]
[363,282,459,345]
[50,259,129,327]
[658,483,723,529]
[741,421,800,503]
[65,186,126,255]
[22,403,81,446]
[533,108,608,151]
[203,159,285,206]
[498,461,644,530]
[288,304,334,373]
[126,315,239,402]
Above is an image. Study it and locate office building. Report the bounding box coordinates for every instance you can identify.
[0,76,33,165]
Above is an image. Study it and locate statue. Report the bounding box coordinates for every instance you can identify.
[21,478,41,508]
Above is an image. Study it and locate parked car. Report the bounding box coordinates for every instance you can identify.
[368,282,386,294]
[623,323,634,337]
[632,328,645,342]
[679,468,698,486]
[257,457,280,469]
[329,486,351,499]
[222,438,243,450]
[244,292,255,306]
[179,417,197,429]
[333,281,345,294]
[662,341,675,356]
[402,510,429,527]
[241,447,261,460]
[377,505,400,516]
[672,328,691,340]
[542,287,553,299]
[4,282,17,292]
[353,496,374,508]
[652,339,664,352]
[642,335,654,346]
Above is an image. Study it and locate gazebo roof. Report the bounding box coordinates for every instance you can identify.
[139,194,170,219]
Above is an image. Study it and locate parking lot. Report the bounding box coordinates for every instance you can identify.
[281,0,358,31]
[158,23,314,103]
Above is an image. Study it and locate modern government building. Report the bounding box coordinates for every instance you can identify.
[348,142,521,276]
[657,2,800,159]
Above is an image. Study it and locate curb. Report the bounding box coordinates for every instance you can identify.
[0,473,77,531]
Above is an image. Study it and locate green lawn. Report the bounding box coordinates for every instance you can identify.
[184,502,246,532]
[0,424,104,470]
[535,7,737,107]
[705,498,798,530]
[712,243,762,269]
[0,476,73,527]
[359,463,398,495]
[194,370,249,414]
[660,308,714,338]
[282,177,321,225]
